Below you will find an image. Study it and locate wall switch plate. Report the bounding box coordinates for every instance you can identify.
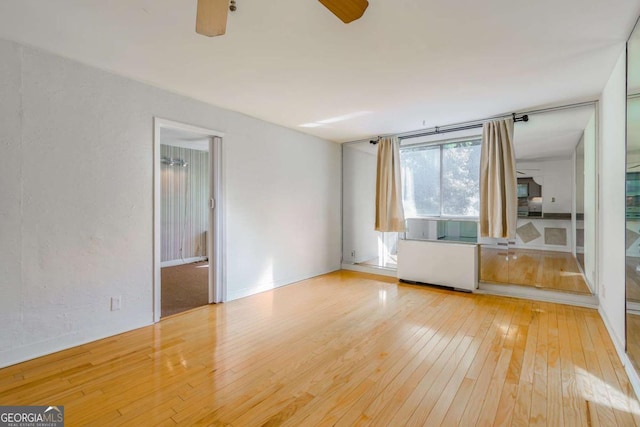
[111,296,122,311]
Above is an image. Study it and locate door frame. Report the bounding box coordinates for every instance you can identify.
[153,118,225,322]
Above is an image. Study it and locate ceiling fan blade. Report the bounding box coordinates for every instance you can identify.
[318,0,369,24]
[196,0,228,37]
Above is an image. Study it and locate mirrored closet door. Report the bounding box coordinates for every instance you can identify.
[626,18,640,372]
[479,105,596,296]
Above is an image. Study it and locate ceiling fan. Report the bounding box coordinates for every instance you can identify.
[195,0,369,37]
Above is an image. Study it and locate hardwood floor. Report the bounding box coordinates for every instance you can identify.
[627,256,640,303]
[628,313,640,376]
[1,270,637,426]
[481,248,592,295]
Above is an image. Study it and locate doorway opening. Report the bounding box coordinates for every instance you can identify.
[154,119,224,321]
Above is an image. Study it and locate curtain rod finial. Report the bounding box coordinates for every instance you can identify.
[512,113,529,123]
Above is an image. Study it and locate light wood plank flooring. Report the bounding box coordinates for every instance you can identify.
[0,270,637,426]
[628,313,640,377]
[481,248,592,295]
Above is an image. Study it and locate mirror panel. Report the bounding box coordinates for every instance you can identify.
[478,105,596,296]
[577,112,598,289]
[341,102,597,299]
[627,19,640,372]
[342,141,399,269]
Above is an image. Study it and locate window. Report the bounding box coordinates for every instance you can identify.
[400,139,481,218]
[400,145,440,216]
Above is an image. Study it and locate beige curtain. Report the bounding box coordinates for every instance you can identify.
[375,137,406,232]
[480,118,517,238]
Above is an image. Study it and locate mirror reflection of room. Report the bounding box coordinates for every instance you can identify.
[342,141,399,270]
[342,105,597,297]
[479,105,596,295]
[626,19,640,375]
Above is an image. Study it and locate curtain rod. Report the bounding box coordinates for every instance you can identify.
[370,113,528,144]
[344,99,597,146]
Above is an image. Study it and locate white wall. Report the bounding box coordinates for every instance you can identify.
[575,135,585,215]
[584,113,597,287]
[342,143,378,263]
[598,49,627,350]
[0,39,341,367]
[0,40,23,358]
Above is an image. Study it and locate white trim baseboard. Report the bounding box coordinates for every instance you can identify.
[628,301,640,314]
[599,306,640,401]
[160,256,208,268]
[341,263,398,278]
[0,318,152,369]
[226,267,340,301]
[477,282,598,309]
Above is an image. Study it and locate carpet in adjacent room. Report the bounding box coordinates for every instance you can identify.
[161,261,209,317]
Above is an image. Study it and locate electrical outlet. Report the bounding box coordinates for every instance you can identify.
[111,296,122,311]
[351,250,356,259]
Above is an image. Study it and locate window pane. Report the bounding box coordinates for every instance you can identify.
[400,146,440,217]
[442,140,481,216]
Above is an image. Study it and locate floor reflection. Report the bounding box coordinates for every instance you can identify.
[481,247,591,295]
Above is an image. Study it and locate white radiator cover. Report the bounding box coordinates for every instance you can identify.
[397,239,478,291]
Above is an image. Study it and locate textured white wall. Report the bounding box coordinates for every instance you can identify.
[224,120,341,300]
[0,39,341,367]
[598,49,627,349]
[0,41,23,354]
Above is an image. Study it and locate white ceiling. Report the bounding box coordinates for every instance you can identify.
[0,0,638,143]
[347,104,595,160]
[513,106,595,160]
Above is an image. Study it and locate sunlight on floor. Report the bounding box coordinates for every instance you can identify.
[559,271,581,277]
[576,367,640,415]
[378,289,387,307]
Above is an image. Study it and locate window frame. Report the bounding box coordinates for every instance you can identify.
[400,134,482,220]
